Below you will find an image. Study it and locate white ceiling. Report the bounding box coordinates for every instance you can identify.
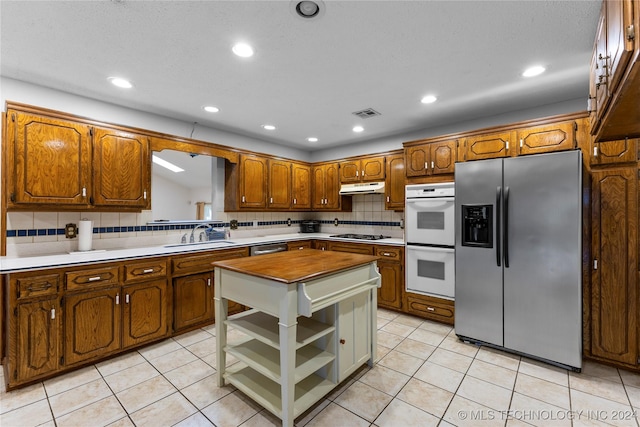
[0,0,601,152]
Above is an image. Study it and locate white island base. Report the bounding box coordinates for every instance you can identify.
[214,250,380,427]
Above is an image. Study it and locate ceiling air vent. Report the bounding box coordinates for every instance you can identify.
[352,108,381,119]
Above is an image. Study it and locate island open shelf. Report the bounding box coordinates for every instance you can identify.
[213,249,380,427]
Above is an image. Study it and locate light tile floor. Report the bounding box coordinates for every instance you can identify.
[2,308,640,427]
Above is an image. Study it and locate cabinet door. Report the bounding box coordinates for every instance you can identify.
[593,10,609,131]
[516,122,576,156]
[291,163,311,210]
[377,260,402,310]
[591,168,638,365]
[16,298,60,381]
[8,110,91,205]
[324,163,341,209]
[338,291,371,382]
[122,279,168,348]
[314,240,329,251]
[268,160,291,210]
[92,128,150,208]
[405,146,429,177]
[385,154,405,210]
[361,156,385,181]
[174,272,213,332]
[430,140,457,174]
[311,165,326,209]
[239,155,267,208]
[463,132,511,161]
[339,160,360,183]
[605,0,635,95]
[64,288,121,365]
[593,138,638,165]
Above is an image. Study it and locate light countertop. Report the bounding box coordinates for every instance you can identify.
[0,233,404,273]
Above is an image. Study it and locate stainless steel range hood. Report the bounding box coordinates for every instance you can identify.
[339,182,385,195]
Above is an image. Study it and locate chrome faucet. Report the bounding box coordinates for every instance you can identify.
[189,223,211,243]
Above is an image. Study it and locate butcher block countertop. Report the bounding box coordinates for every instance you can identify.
[211,249,380,284]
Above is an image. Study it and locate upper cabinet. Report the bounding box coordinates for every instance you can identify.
[590,0,640,141]
[515,121,577,156]
[339,155,385,183]
[291,162,312,210]
[312,162,351,211]
[385,153,405,210]
[7,109,92,206]
[5,107,151,210]
[462,132,511,161]
[405,139,457,176]
[592,137,639,165]
[92,127,150,208]
[267,159,291,210]
[225,154,268,210]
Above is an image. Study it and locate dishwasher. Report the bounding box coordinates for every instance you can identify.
[250,242,288,256]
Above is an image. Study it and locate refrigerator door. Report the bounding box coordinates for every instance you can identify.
[503,150,582,368]
[455,158,504,346]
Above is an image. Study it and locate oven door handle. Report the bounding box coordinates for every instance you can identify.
[406,245,455,253]
[496,186,501,267]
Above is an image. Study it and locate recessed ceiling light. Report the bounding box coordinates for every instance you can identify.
[152,155,184,173]
[296,1,320,18]
[108,77,133,89]
[232,43,254,58]
[203,106,219,113]
[352,126,364,133]
[262,124,276,130]
[421,95,437,104]
[307,137,318,142]
[522,66,546,77]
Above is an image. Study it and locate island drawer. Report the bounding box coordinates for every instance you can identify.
[66,266,119,291]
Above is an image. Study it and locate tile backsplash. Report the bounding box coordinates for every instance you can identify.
[4,194,404,257]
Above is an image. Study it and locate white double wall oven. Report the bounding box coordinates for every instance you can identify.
[405,182,455,299]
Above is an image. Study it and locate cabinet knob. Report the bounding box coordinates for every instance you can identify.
[424,162,428,171]
[386,196,390,202]
[340,338,346,345]
[293,198,297,204]
[242,196,246,203]
[82,187,87,197]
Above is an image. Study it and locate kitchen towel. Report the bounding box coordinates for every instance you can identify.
[78,219,93,251]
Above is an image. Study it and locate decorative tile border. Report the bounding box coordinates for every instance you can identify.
[6,220,401,237]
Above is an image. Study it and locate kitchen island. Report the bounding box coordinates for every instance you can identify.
[212,249,381,427]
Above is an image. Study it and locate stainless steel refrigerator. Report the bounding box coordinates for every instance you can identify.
[454,150,582,370]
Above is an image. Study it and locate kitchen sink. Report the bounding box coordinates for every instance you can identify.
[164,240,236,248]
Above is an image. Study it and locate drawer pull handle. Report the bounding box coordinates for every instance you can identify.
[125,294,130,304]
[88,276,102,282]
[142,268,154,274]
[383,252,391,256]
[427,307,435,311]
[51,308,56,320]
[27,283,53,292]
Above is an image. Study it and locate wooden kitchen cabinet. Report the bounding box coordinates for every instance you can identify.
[291,162,312,210]
[405,139,457,177]
[92,127,150,208]
[515,121,577,156]
[590,167,638,366]
[385,153,405,210]
[5,109,92,206]
[404,293,455,325]
[462,131,511,161]
[312,162,351,211]
[16,297,61,382]
[268,159,291,210]
[171,247,249,333]
[122,279,168,348]
[375,246,403,310]
[287,240,313,251]
[589,0,640,141]
[327,241,375,255]
[64,286,122,366]
[592,137,639,165]
[339,156,385,183]
[240,154,268,209]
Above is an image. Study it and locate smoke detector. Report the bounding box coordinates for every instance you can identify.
[291,1,325,20]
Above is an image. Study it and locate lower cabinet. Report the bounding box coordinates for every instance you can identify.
[122,279,168,348]
[375,246,403,310]
[337,291,371,382]
[589,167,638,366]
[173,272,214,332]
[404,293,455,325]
[16,298,61,382]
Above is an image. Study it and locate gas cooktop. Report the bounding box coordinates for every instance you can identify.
[330,234,391,240]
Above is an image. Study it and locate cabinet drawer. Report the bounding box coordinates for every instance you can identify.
[172,247,249,276]
[405,294,454,325]
[66,266,119,291]
[16,274,60,300]
[375,246,403,261]
[328,242,375,255]
[287,241,313,251]
[124,259,167,283]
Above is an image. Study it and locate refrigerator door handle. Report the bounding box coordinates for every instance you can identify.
[504,186,510,268]
[496,186,502,267]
